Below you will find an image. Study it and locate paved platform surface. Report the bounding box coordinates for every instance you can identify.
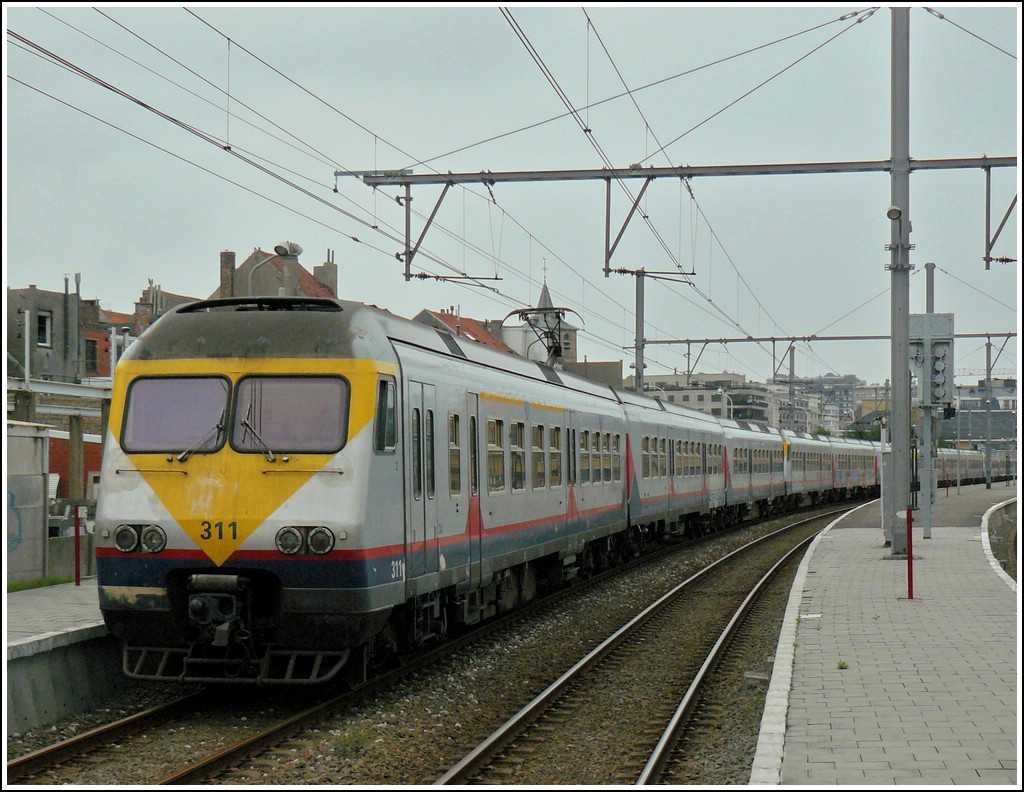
[6,576,104,656]
[752,483,1018,786]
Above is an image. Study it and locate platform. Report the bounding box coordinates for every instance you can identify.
[751,483,1018,785]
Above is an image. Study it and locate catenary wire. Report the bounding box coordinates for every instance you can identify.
[581,9,856,379]
[405,7,878,171]
[177,7,693,367]
[923,7,1017,60]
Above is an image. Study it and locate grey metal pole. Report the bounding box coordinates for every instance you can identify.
[956,385,962,495]
[635,270,645,392]
[889,8,912,556]
[985,167,992,270]
[985,339,993,488]
[789,346,796,431]
[922,262,935,539]
[24,307,31,386]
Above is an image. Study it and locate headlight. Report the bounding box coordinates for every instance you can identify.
[275,526,303,555]
[307,526,335,555]
[140,525,167,553]
[113,525,139,553]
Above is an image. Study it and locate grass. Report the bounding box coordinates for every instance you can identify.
[7,576,75,593]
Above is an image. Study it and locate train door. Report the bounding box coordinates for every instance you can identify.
[466,393,482,591]
[566,411,580,531]
[407,381,439,579]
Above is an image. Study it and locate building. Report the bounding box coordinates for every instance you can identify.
[956,378,1017,412]
[493,281,580,365]
[414,283,623,387]
[7,282,84,384]
[212,248,337,299]
[414,308,516,354]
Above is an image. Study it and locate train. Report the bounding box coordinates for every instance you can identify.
[94,295,992,685]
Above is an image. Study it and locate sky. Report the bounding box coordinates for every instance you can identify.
[3,3,1020,389]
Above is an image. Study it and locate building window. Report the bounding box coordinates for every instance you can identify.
[85,339,99,374]
[36,312,53,347]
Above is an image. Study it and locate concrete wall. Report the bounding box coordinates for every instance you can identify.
[46,534,96,579]
[7,422,50,583]
[985,498,1018,579]
[7,632,121,736]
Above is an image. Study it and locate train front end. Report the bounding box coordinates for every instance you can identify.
[94,297,402,684]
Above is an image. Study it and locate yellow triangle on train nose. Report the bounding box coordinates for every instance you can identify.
[139,453,322,566]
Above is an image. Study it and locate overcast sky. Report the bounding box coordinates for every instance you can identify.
[4,4,1019,388]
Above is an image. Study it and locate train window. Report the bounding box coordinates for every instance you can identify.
[549,427,562,487]
[532,425,546,489]
[487,419,505,493]
[232,375,348,454]
[469,416,479,496]
[374,378,397,452]
[412,408,422,501]
[122,375,230,454]
[675,440,683,478]
[641,436,650,479]
[426,410,435,499]
[449,413,461,496]
[581,430,592,484]
[612,434,621,481]
[593,432,603,483]
[600,433,610,483]
[511,422,526,492]
[659,438,667,478]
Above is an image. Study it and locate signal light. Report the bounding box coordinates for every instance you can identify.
[928,340,953,407]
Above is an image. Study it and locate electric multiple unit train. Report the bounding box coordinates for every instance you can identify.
[93,296,989,685]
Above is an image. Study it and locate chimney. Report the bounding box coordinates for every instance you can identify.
[313,249,338,297]
[220,250,236,297]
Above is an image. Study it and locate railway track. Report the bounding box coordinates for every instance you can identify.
[7,504,854,785]
[435,508,844,785]
[6,692,205,784]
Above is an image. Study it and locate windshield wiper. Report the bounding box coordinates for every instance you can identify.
[240,416,277,462]
[176,411,225,462]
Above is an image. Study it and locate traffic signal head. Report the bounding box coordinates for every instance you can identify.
[928,340,953,407]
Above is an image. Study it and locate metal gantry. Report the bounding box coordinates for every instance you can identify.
[355,11,1016,556]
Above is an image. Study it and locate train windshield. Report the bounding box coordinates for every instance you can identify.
[122,376,230,453]
[232,375,348,455]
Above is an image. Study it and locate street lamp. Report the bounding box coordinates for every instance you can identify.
[717,387,733,419]
[644,384,667,400]
[247,241,303,296]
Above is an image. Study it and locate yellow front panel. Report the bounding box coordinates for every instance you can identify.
[111,357,394,566]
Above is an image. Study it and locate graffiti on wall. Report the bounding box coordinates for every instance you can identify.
[8,489,24,553]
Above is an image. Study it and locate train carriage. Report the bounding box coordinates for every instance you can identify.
[94,295,900,686]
